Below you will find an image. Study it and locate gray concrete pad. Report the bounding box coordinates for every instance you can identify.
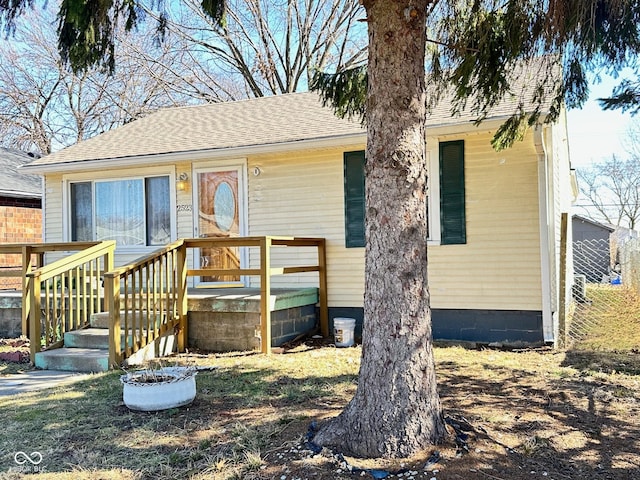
[0,370,93,396]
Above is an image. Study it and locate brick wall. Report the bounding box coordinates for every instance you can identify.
[0,203,42,289]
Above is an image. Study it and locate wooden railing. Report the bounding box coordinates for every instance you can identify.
[24,242,116,360]
[105,236,328,366]
[0,242,105,336]
[103,240,187,367]
[184,236,328,355]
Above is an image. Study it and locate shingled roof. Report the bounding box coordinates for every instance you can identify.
[0,148,42,198]
[24,93,366,171]
[23,60,556,172]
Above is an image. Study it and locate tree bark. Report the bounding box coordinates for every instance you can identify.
[314,0,446,458]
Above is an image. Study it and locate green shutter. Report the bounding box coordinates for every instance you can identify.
[344,150,366,248]
[439,140,466,245]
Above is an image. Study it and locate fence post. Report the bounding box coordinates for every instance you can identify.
[21,245,33,336]
[103,245,115,280]
[317,239,329,337]
[105,273,121,368]
[177,242,188,352]
[260,237,272,354]
[28,271,42,362]
[558,212,568,348]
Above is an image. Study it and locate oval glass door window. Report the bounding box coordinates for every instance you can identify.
[214,181,236,232]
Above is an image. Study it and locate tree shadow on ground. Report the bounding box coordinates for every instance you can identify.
[562,348,640,375]
[436,352,640,479]
[0,353,359,479]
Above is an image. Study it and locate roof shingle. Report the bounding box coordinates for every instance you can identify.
[26,61,557,170]
[0,148,42,197]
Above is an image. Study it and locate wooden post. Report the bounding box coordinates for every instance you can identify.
[21,245,33,336]
[317,239,329,337]
[28,271,42,362]
[260,237,272,354]
[105,273,122,368]
[176,242,188,352]
[558,212,568,348]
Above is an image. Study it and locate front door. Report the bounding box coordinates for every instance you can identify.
[195,166,245,286]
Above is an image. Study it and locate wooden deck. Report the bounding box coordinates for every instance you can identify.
[0,237,328,368]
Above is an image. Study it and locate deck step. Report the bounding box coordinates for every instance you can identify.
[64,328,110,349]
[90,312,110,328]
[90,311,167,329]
[34,347,109,373]
[64,328,147,350]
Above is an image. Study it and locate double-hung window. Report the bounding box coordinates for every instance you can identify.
[69,176,171,247]
[343,141,466,247]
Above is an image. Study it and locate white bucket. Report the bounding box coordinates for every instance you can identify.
[333,317,356,347]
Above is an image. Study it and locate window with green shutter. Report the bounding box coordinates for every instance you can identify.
[439,140,466,244]
[343,150,366,247]
[343,143,466,247]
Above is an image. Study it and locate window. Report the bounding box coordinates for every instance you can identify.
[439,140,466,245]
[69,176,171,247]
[343,143,466,247]
[343,151,366,248]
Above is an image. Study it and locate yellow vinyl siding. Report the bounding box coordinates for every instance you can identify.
[428,130,543,310]
[43,174,63,244]
[40,129,546,312]
[246,148,365,307]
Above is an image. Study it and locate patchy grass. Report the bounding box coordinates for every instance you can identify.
[0,342,639,480]
[574,285,640,352]
[567,285,640,375]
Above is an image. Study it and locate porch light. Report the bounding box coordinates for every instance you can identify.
[176,173,190,191]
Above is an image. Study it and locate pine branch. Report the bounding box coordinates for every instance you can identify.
[310,65,367,122]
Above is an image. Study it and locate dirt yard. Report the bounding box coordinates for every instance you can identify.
[256,344,640,480]
[1,340,638,480]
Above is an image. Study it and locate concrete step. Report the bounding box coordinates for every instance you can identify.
[90,312,110,328]
[64,328,145,350]
[90,311,167,329]
[64,328,110,349]
[34,347,109,373]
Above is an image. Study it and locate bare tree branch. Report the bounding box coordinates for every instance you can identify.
[577,153,640,230]
[138,0,367,99]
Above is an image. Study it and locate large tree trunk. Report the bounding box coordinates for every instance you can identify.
[314,0,446,458]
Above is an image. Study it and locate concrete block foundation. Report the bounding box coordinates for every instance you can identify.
[187,287,318,352]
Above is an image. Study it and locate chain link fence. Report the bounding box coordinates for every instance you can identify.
[568,237,640,346]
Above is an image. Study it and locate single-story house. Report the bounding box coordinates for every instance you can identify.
[0,148,43,290]
[20,87,576,346]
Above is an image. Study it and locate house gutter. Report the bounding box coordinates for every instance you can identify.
[19,133,368,175]
[0,189,42,199]
[534,125,556,344]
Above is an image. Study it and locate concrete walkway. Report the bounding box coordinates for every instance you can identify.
[0,370,93,396]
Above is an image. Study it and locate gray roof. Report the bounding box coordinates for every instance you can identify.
[24,62,556,171]
[0,148,42,198]
[572,214,615,233]
[25,93,366,170]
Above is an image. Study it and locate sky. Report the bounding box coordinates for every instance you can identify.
[566,72,637,170]
[566,71,638,224]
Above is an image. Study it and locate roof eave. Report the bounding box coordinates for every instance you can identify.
[0,190,42,199]
[20,132,368,174]
[22,111,554,175]
[426,113,550,137]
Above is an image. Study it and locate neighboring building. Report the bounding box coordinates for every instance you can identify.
[572,215,615,283]
[21,87,575,346]
[0,148,43,289]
